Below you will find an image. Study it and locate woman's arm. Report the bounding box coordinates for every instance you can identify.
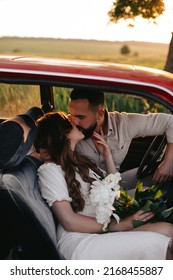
[52,200,103,233]
[52,200,155,233]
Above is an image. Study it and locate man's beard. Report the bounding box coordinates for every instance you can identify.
[77,122,97,139]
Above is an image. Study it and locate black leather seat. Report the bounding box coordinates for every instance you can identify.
[0,156,63,259]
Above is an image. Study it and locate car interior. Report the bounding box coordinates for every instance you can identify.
[0,83,172,259]
[0,106,64,260]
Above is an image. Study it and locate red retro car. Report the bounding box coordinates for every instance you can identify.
[0,55,173,259]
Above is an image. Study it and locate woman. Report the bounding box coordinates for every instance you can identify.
[35,112,173,260]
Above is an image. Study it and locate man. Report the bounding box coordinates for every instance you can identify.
[68,88,173,189]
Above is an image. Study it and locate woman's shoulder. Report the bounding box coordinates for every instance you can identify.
[38,162,63,174]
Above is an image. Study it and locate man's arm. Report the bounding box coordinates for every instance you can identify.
[153,143,173,183]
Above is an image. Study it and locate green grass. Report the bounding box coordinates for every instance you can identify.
[0,37,169,70]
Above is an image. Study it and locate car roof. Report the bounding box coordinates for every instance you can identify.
[0,55,173,96]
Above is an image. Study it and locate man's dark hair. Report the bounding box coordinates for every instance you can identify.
[70,88,105,107]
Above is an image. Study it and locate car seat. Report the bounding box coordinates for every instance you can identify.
[0,106,64,259]
[0,107,63,260]
[0,155,64,259]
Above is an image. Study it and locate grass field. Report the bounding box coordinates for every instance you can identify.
[0,37,169,70]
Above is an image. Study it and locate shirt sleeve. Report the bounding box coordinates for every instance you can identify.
[37,162,72,207]
[124,112,173,143]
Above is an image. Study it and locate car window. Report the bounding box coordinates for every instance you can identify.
[0,83,41,118]
[53,87,72,112]
[106,93,171,114]
[53,87,171,114]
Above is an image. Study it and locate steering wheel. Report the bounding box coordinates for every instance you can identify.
[137,134,167,179]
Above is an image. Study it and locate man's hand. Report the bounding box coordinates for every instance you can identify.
[153,143,173,183]
[40,148,52,162]
[153,160,173,183]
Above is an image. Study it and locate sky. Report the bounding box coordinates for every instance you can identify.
[0,0,173,44]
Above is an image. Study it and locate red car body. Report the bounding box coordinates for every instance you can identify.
[0,55,173,107]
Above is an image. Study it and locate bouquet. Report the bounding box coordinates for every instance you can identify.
[89,172,121,230]
[89,172,173,229]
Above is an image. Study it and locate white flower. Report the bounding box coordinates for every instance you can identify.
[89,172,121,229]
[95,204,113,229]
[90,184,116,206]
[102,172,121,190]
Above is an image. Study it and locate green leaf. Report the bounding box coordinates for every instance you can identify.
[132,198,140,207]
[134,181,143,200]
[113,180,173,225]
[120,190,133,202]
[136,181,143,192]
[154,189,162,200]
[132,220,146,228]
[140,200,153,212]
[150,201,164,212]
[162,207,173,219]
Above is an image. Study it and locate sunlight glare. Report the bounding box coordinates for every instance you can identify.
[0,0,172,44]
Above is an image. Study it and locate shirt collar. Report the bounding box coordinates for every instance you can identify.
[104,109,113,136]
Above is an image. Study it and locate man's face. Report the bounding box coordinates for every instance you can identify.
[68,99,98,139]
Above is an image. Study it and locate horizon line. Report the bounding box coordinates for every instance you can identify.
[0,36,169,45]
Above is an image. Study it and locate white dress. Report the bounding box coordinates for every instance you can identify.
[37,162,171,260]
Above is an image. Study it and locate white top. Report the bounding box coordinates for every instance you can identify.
[38,162,171,260]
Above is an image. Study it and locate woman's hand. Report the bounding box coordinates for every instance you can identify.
[110,210,155,232]
[92,128,116,173]
[92,128,111,159]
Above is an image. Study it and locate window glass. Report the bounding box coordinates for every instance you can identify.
[106,93,171,114]
[53,87,171,114]
[0,84,41,118]
[53,87,72,113]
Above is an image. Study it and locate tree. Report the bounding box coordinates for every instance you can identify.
[121,44,130,55]
[164,33,173,73]
[108,0,165,24]
[108,0,173,73]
